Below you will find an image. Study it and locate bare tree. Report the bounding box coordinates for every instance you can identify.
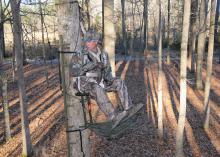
[39,0,49,87]
[175,0,191,156]
[10,0,33,156]
[157,0,163,140]
[166,0,171,64]
[143,0,148,52]
[129,0,136,54]
[203,0,217,129]
[214,0,219,41]
[188,0,198,73]
[196,0,208,89]
[121,0,127,55]
[57,0,90,156]
[103,0,116,76]
[0,0,5,62]
[215,0,220,63]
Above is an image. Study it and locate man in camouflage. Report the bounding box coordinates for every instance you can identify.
[71,30,133,126]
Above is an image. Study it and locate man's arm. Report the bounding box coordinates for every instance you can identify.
[80,52,102,74]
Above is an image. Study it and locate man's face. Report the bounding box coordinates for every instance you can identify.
[85,40,98,52]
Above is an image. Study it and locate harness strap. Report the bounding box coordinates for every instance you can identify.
[66,127,87,157]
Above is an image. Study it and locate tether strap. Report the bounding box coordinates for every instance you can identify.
[58,51,78,54]
[66,127,87,157]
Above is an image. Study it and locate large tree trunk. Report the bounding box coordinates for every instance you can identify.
[0,0,5,62]
[175,0,191,156]
[196,0,207,89]
[39,0,49,87]
[57,1,90,157]
[188,0,198,73]
[157,0,163,140]
[166,0,171,64]
[103,0,116,77]
[203,0,217,129]
[143,0,148,52]
[121,0,127,55]
[10,0,33,156]
[1,76,11,141]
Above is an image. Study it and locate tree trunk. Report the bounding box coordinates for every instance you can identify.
[22,35,27,65]
[57,1,90,157]
[143,0,148,52]
[196,0,207,89]
[203,0,217,129]
[1,77,11,141]
[121,0,127,55]
[9,19,16,82]
[157,0,163,140]
[175,0,191,156]
[39,0,49,87]
[188,0,198,73]
[103,0,116,77]
[166,0,171,64]
[130,1,135,54]
[10,0,33,156]
[0,0,5,62]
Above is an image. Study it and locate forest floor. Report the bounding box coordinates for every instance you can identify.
[0,51,219,157]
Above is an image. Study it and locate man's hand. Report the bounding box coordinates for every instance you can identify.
[96,62,105,70]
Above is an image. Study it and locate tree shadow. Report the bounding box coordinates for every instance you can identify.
[166,63,219,156]
[0,70,60,144]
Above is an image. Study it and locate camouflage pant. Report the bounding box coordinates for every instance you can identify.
[79,77,132,119]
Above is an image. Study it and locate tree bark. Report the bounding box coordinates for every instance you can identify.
[57,1,90,156]
[1,77,11,141]
[121,0,127,55]
[103,0,116,77]
[203,0,217,129]
[196,0,207,89]
[157,0,163,140]
[143,0,148,52]
[10,0,33,156]
[175,0,191,156]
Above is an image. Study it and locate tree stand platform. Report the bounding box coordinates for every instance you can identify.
[76,92,144,138]
[86,103,144,138]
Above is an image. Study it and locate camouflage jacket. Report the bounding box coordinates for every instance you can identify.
[71,48,113,85]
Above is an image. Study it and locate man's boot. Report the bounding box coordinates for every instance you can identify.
[111,110,129,129]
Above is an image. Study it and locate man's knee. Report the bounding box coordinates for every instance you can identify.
[90,83,105,97]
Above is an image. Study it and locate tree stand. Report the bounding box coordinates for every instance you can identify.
[75,91,144,139]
